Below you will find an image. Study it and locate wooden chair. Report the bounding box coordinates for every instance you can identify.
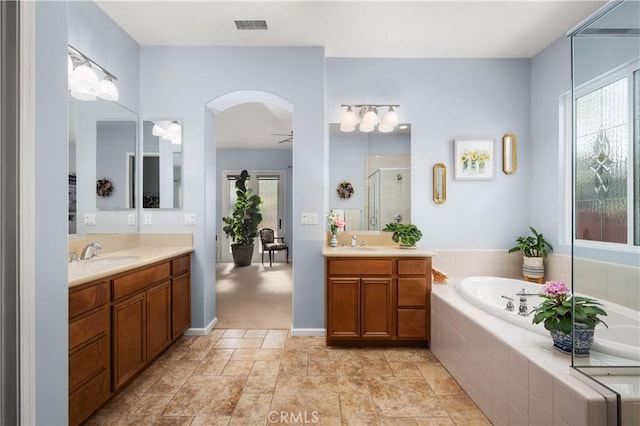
[259,228,289,267]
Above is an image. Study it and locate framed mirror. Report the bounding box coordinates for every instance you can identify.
[433,163,446,204]
[502,133,517,175]
[69,96,138,236]
[142,120,183,209]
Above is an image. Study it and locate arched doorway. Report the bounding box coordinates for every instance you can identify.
[208,90,293,330]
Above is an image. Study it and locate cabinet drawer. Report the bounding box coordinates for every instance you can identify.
[112,262,170,300]
[397,309,426,338]
[397,278,427,307]
[69,308,108,350]
[327,259,392,276]
[171,255,190,276]
[69,368,110,426]
[397,259,428,275]
[69,281,108,320]
[69,335,109,391]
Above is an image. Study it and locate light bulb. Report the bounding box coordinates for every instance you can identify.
[339,106,358,132]
[361,108,378,128]
[378,123,394,133]
[359,122,374,132]
[168,121,181,137]
[340,122,356,132]
[152,124,167,137]
[97,77,119,101]
[382,107,399,127]
[70,64,98,101]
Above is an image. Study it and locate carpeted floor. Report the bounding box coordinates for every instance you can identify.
[215,262,292,329]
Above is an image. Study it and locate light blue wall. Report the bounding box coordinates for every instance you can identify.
[216,149,293,248]
[139,46,326,330]
[327,58,532,249]
[35,2,68,423]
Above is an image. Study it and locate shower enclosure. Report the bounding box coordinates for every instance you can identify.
[570,1,639,424]
[366,167,410,230]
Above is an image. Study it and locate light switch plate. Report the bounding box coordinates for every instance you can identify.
[144,213,152,226]
[184,213,196,226]
[127,213,136,226]
[301,212,318,225]
[84,214,96,225]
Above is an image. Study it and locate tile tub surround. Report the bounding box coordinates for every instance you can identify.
[431,282,609,426]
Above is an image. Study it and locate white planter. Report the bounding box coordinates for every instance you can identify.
[523,256,544,267]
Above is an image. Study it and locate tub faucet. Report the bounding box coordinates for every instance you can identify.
[515,288,537,316]
[80,242,102,260]
[501,295,515,312]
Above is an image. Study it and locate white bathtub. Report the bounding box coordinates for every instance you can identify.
[456,276,640,362]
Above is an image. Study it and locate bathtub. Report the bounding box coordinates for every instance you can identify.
[456,276,640,362]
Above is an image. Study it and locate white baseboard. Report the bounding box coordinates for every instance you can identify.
[184,317,217,336]
[290,328,325,337]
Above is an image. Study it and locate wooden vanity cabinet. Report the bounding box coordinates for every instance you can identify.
[326,256,431,346]
[69,253,192,425]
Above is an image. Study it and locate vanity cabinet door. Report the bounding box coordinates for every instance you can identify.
[112,293,146,390]
[327,278,360,338]
[147,281,172,360]
[361,278,392,338]
[172,273,191,339]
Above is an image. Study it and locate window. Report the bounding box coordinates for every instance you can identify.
[572,65,639,247]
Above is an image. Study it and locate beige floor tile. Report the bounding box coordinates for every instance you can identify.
[439,395,490,425]
[382,348,436,363]
[378,417,419,425]
[145,360,201,394]
[309,347,359,362]
[356,349,387,362]
[270,391,340,417]
[388,361,422,377]
[280,348,309,363]
[166,346,215,361]
[230,348,283,361]
[335,360,363,376]
[250,360,281,377]
[274,375,339,396]
[125,373,161,395]
[117,393,175,416]
[340,393,378,425]
[192,349,234,376]
[215,338,264,349]
[221,360,255,377]
[222,329,247,338]
[261,330,288,348]
[278,360,308,377]
[191,416,231,425]
[360,360,394,376]
[284,337,325,349]
[162,375,245,417]
[367,376,446,418]
[243,375,278,394]
[415,418,456,426]
[308,360,338,376]
[243,329,268,338]
[337,374,371,396]
[229,393,273,425]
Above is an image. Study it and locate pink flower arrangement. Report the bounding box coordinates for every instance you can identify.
[542,280,569,297]
[327,211,345,234]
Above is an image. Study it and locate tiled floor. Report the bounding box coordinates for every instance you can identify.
[88,329,490,425]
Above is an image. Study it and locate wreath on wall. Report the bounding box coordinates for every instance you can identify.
[96,178,114,197]
[336,181,354,199]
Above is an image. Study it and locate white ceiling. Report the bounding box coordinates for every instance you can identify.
[95,0,607,149]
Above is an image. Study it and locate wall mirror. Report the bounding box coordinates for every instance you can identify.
[433,163,447,204]
[502,133,517,175]
[68,96,138,236]
[142,120,183,209]
[328,123,411,231]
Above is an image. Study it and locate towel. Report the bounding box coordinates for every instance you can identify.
[432,267,449,284]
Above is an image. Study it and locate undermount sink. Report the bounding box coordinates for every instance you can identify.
[84,255,141,266]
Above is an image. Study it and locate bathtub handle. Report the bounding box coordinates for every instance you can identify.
[501,295,515,312]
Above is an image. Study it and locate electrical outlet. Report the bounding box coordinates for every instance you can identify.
[144,213,152,226]
[127,213,136,226]
[301,212,318,225]
[84,213,96,225]
[184,214,196,226]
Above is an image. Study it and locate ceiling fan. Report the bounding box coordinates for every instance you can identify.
[271,131,293,144]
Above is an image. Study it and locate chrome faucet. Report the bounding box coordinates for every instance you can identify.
[80,242,102,260]
[360,240,366,247]
[501,295,515,312]
[515,288,537,316]
[68,252,78,263]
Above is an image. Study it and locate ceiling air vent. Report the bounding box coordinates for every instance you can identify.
[234,20,268,30]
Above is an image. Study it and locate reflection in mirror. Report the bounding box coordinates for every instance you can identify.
[142,120,183,209]
[502,133,517,175]
[68,96,138,236]
[329,123,410,231]
[433,163,446,204]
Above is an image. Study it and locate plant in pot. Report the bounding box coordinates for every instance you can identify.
[382,223,423,248]
[508,226,553,283]
[531,280,608,356]
[222,170,262,266]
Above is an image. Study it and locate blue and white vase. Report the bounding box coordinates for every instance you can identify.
[550,323,594,356]
[330,232,338,247]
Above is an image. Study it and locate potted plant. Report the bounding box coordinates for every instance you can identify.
[508,226,553,282]
[531,280,608,356]
[382,223,423,248]
[222,170,262,266]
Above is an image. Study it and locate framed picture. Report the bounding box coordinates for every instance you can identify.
[453,139,495,180]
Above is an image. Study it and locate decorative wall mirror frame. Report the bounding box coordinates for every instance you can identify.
[502,133,517,175]
[433,163,446,204]
[142,120,183,209]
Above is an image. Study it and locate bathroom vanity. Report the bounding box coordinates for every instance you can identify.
[68,248,192,426]
[323,247,435,346]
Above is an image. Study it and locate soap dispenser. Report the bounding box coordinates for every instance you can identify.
[351,236,357,247]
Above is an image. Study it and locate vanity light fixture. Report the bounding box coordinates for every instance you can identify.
[153,120,182,144]
[68,45,119,102]
[339,104,400,133]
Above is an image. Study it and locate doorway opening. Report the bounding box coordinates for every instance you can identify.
[209,91,293,330]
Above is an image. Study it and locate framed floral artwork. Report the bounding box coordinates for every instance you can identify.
[453,139,495,180]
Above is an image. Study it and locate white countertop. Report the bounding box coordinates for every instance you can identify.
[68,246,193,288]
[322,246,437,258]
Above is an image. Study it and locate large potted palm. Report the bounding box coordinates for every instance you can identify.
[222,170,262,266]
